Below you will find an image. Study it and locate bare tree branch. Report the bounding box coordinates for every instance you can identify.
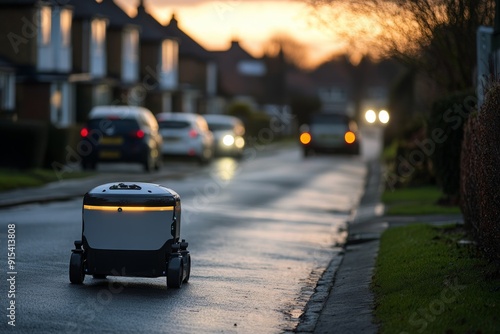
[306,0,494,92]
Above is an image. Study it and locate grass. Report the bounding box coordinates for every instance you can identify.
[373,224,500,333]
[382,185,461,215]
[0,168,94,191]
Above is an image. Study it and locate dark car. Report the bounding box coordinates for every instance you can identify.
[299,113,360,157]
[80,106,163,172]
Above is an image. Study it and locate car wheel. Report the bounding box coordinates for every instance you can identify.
[143,150,154,172]
[69,252,85,284]
[183,253,191,283]
[167,257,183,288]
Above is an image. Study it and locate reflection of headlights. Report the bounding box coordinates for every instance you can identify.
[365,110,376,123]
[235,137,245,149]
[223,134,235,146]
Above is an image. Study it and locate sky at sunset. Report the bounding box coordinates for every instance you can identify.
[114,0,349,68]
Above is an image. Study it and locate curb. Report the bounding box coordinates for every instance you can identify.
[295,159,385,333]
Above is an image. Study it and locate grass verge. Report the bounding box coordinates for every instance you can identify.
[382,186,461,215]
[373,224,500,333]
[0,168,94,191]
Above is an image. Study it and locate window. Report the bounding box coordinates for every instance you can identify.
[0,73,15,111]
[90,18,108,77]
[161,39,178,73]
[39,6,51,46]
[122,28,139,83]
[91,19,106,56]
[60,9,72,47]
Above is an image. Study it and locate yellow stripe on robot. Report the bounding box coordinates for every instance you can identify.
[84,205,174,212]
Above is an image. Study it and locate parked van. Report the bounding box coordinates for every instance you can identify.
[80,106,163,172]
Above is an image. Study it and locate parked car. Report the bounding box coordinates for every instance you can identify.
[156,112,214,164]
[299,113,360,157]
[80,105,163,172]
[203,114,245,158]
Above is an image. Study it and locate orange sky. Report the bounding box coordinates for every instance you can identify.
[114,0,350,68]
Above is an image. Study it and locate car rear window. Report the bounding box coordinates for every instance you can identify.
[207,123,234,131]
[88,118,140,134]
[158,121,190,129]
[310,114,348,124]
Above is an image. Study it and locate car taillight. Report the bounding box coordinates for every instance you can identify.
[344,131,356,144]
[80,128,89,138]
[135,130,145,139]
[189,129,198,138]
[300,132,312,145]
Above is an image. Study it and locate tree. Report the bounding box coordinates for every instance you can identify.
[306,0,494,93]
[263,32,311,70]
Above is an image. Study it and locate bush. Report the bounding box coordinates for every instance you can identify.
[226,101,271,141]
[385,116,435,189]
[460,113,480,235]
[0,120,48,169]
[428,91,476,203]
[43,124,82,169]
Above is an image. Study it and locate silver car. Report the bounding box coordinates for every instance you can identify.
[204,114,245,158]
[156,112,214,164]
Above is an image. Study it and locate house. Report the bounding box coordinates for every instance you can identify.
[163,14,218,114]
[68,0,112,123]
[98,0,142,107]
[133,0,179,114]
[70,0,145,122]
[0,0,74,126]
[308,55,356,117]
[212,40,267,108]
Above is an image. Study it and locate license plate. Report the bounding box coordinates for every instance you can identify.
[164,136,180,142]
[320,134,341,139]
[99,151,121,159]
[100,137,123,145]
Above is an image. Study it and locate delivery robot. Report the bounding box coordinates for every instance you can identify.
[69,182,190,288]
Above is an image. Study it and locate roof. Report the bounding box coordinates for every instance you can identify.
[97,0,139,29]
[133,1,173,42]
[67,0,107,20]
[89,105,153,119]
[0,0,71,7]
[0,0,41,5]
[212,40,266,98]
[163,15,211,61]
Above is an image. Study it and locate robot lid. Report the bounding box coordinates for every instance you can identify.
[83,182,180,207]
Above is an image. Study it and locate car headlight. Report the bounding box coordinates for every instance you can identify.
[378,110,390,124]
[235,137,245,149]
[365,110,377,123]
[223,134,235,146]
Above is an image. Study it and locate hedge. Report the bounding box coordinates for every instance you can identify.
[461,84,500,262]
[0,120,48,169]
[428,91,476,202]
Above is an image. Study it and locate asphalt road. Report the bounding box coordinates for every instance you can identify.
[0,140,374,333]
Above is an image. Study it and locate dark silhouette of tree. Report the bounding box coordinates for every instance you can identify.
[306,0,494,93]
[263,33,310,70]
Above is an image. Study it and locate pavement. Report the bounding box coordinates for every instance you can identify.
[295,160,464,334]
[0,158,463,334]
